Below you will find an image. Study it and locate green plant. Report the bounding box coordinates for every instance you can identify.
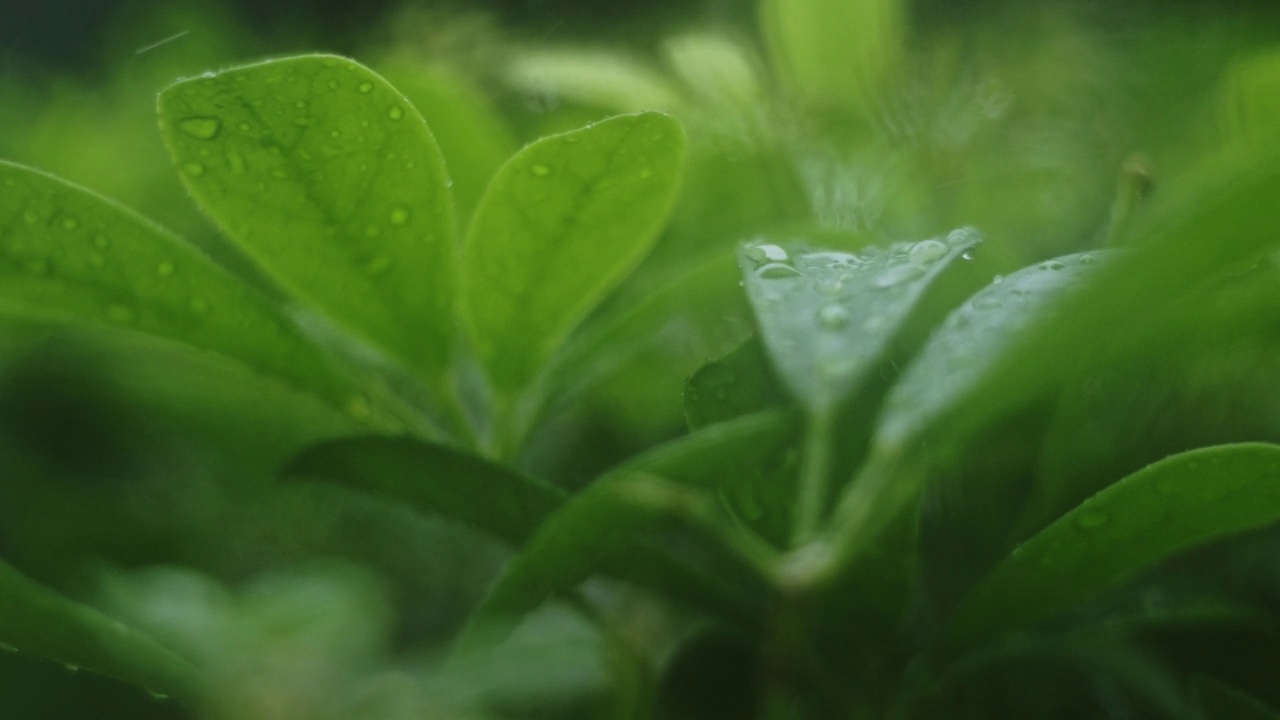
[3,1,1280,718]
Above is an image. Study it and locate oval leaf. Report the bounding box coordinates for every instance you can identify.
[948,443,1280,648]
[461,112,686,395]
[0,558,204,702]
[739,230,981,414]
[157,54,457,386]
[0,161,364,418]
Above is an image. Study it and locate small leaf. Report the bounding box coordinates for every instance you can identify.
[0,558,205,702]
[158,55,458,387]
[462,112,686,396]
[0,161,364,419]
[738,231,981,414]
[948,443,1280,648]
[1193,675,1280,720]
[284,436,565,546]
[683,337,788,430]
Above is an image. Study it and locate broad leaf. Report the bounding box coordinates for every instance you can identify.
[0,161,366,420]
[284,436,564,546]
[738,231,981,414]
[461,112,686,396]
[684,338,788,430]
[948,443,1280,648]
[158,54,458,388]
[0,558,204,702]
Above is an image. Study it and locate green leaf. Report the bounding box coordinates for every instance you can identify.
[759,0,906,111]
[1193,675,1280,720]
[0,558,205,703]
[0,161,367,420]
[157,54,458,388]
[947,443,1280,648]
[683,337,788,431]
[1218,49,1280,145]
[461,112,686,396]
[283,436,565,546]
[738,231,981,415]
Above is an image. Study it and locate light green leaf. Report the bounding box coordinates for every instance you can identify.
[462,112,686,396]
[738,230,981,415]
[284,436,565,546]
[0,558,205,703]
[157,54,458,388]
[0,161,367,421]
[759,0,906,111]
[948,443,1280,648]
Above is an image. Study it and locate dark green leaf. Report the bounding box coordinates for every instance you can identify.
[684,337,788,431]
[461,112,686,396]
[0,161,368,421]
[0,558,204,703]
[948,443,1280,648]
[283,436,565,546]
[738,231,981,415]
[157,55,458,387]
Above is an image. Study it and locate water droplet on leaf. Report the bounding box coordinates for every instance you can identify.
[389,207,410,225]
[183,162,205,177]
[756,262,802,279]
[818,304,850,329]
[157,261,175,277]
[531,164,552,177]
[176,116,221,140]
[908,239,948,265]
[388,105,404,120]
[358,81,373,93]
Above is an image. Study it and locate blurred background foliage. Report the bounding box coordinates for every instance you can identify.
[4,0,1280,717]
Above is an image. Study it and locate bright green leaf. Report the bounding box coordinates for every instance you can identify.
[283,436,565,546]
[738,230,981,415]
[948,443,1280,648]
[0,558,205,703]
[462,112,686,396]
[157,54,458,388]
[0,161,368,421]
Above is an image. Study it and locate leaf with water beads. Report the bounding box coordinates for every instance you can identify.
[737,229,982,415]
[157,55,458,396]
[947,443,1280,650]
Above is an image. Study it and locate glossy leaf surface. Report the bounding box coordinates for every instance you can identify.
[462,112,685,395]
[949,443,1280,647]
[158,55,458,384]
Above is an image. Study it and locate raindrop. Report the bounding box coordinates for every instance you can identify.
[531,164,552,177]
[961,250,974,261]
[358,82,373,93]
[908,239,948,265]
[744,243,789,265]
[388,105,404,121]
[1040,260,1065,271]
[818,304,850,329]
[61,216,79,231]
[389,207,410,225]
[183,162,205,177]
[1074,509,1109,530]
[157,261,175,277]
[176,116,221,140]
[872,263,926,288]
[756,262,802,279]
[946,227,980,247]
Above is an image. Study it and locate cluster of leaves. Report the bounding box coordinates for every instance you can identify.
[3,0,1280,718]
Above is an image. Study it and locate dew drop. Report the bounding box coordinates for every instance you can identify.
[872,263,926,288]
[1074,509,1110,530]
[961,250,974,261]
[106,305,136,324]
[388,105,404,121]
[358,81,373,93]
[744,243,789,265]
[157,261,175,277]
[61,216,79,230]
[183,162,205,177]
[389,207,410,225]
[756,262,802,279]
[908,239,948,265]
[818,304,850,330]
[176,116,221,140]
[531,164,552,177]
[1040,260,1065,271]
[945,227,980,247]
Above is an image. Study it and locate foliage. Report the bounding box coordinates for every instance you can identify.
[3,0,1280,718]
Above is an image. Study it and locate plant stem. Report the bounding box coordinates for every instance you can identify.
[791,407,836,547]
